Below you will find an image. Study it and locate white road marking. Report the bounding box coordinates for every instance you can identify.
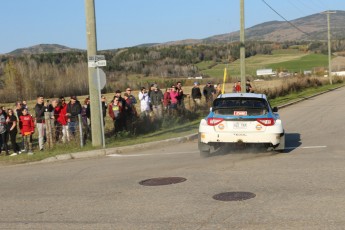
[284,146,327,150]
[108,151,199,157]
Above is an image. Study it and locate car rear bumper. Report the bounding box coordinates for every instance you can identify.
[199,117,284,145]
[199,131,283,145]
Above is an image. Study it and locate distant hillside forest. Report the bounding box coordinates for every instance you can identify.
[1,40,345,102]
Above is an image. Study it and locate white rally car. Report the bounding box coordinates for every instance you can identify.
[198,93,285,157]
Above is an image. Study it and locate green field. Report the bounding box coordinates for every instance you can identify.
[124,50,328,85]
[268,53,328,73]
[199,50,329,80]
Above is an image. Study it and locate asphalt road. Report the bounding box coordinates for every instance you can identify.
[1,87,345,229]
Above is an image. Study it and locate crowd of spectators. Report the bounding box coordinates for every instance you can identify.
[0,80,254,156]
[0,95,87,156]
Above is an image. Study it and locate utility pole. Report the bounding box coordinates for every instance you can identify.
[240,0,246,92]
[85,0,103,147]
[322,11,336,85]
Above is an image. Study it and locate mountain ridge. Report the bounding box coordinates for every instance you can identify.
[5,10,345,55]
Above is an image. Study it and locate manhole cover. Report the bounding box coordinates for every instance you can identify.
[213,192,256,201]
[139,177,187,186]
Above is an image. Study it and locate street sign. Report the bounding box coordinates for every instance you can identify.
[92,68,106,89]
[88,55,107,67]
[88,60,106,67]
[88,55,105,61]
[96,60,106,66]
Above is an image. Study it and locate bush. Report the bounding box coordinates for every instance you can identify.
[106,106,201,140]
[258,77,326,100]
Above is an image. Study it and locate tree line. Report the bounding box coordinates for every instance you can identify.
[0,40,344,103]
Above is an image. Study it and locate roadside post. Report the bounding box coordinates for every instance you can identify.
[85,0,103,147]
[88,55,106,148]
[78,114,83,147]
[240,0,246,92]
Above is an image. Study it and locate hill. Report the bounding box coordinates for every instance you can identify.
[8,44,84,55]
[159,10,345,46]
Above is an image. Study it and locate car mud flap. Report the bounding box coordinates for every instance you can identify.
[198,133,211,152]
[274,132,285,152]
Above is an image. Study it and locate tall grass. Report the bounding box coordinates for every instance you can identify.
[257,76,342,100]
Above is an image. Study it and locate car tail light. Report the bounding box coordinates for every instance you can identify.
[207,117,224,126]
[257,118,275,126]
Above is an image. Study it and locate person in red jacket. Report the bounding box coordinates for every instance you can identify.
[235,81,241,93]
[19,108,35,155]
[163,88,171,111]
[55,97,69,143]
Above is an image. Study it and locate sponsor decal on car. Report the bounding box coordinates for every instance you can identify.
[234,111,247,116]
[218,123,225,130]
[256,124,263,130]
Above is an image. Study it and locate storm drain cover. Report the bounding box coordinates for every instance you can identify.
[139,177,187,186]
[213,192,256,201]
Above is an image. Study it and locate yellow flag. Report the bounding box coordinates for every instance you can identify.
[222,68,227,94]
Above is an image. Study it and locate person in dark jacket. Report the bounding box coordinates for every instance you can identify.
[203,82,215,106]
[66,96,82,137]
[191,82,202,110]
[113,90,127,130]
[101,95,107,126]
[81,97,91,144]
[6,109,21,156]
[246,79,254,93]
[108,97,124,135]
[149,84,164,118]
[0,108,9,156]
[34,95,47,151]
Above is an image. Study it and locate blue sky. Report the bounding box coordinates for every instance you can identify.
[0,0,343,54]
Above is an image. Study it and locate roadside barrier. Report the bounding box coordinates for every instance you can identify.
[44,112,85,149]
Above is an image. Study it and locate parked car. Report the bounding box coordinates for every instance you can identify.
[198,93,285,157]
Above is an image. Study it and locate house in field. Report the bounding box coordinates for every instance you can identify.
[256,69,276,77]
[332,71,345,76]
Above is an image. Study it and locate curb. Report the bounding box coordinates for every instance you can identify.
[105,133,198,155]
[40,133,198,163]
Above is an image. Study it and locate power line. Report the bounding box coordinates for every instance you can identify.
[295,0,324,13]
[286,0,307,17]
[309,0,329,10]
[261,0,312,38]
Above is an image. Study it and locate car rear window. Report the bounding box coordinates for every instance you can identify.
[213,97,269,116]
